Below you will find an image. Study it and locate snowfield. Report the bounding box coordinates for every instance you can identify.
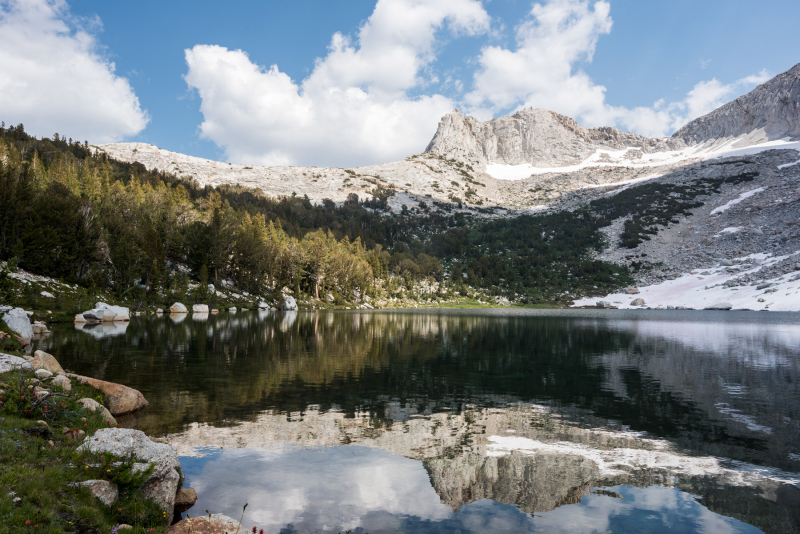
[486,138,800,181]
[572,251,800,312]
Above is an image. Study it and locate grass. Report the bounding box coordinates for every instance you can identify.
[0,369,169,533]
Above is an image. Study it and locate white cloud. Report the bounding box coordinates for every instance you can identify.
[184,0,490,167]
[464,0,769,139]
[0,0,148,143]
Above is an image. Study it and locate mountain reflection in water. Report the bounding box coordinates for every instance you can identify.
[36,309,800,533]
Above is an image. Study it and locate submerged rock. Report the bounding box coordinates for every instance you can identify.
[69,375,149,415]
[167,514,242,534]
[79,428,184,523]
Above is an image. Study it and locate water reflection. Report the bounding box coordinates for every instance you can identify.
[36,310,800,533]
[180,446,762,534]
[74,321,129,339]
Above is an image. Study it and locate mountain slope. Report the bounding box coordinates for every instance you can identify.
[673,62,800,147]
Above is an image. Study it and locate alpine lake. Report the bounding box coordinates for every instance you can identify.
[33,309,800,534]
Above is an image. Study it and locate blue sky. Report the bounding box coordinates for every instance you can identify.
[1,0,798,167]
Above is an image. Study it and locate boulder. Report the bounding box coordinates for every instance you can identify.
[625,288,640,295]
[173,488,198,514]
[94,303,130,322]
[156,308,164,314]
[167,514,243,534]
[2,307,32,345]
[191,304,209,313]
[705,302,733,310]
[74,313,87,323]
[34,369,53,379]
[596,301,613,308]
[79,428,184,523]
[169,302,188,314]
[228,306,237,312]
[257,301,269,309]
[83,308,115,322]
[77,398,118,426]
[31,323,48,334]
[52,374,72,391]
[69,375,148,415]
[72,479,118,506]
[630,298,646,306]
[0,353,30,373]
[32,350,65,374]
[283,296,298,311]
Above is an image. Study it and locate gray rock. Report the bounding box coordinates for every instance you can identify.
[756,283,772,290]
[705,302,733,310]
[283,296,298,311]
[2,307,32,345]
[77,398,117,426]
[625,288,640,295]
[94,302,130,322]
[596,301,613,308]
[52,374,72,391]
[72,480,118,506]
[0,353,29,373]
[34,369,53,379]
[169,302,188,314]
[78,429,184,523]
[82,308,115,322]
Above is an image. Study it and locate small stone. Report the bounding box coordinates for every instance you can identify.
[625,288,640,294]
[34,369,53,379]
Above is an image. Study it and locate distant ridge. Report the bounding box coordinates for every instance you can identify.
[672,62,800,147]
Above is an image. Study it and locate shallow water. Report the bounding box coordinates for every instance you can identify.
[36,309,800,533]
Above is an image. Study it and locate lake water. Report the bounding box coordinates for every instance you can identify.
[35,309,800,533]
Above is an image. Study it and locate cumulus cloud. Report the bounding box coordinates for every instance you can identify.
[184,0,490,167]
[0,0,148,143]
[464,0,769,138]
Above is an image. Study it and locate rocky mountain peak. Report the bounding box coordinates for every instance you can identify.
[673,62,800,147]
[425,106,684,169]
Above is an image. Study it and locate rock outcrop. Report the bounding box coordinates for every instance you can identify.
[2,307,32,345]
[69,375,149,415]
[673,62,800,147]
[0,353,29,373]
[79,429,184,523]
[425,108,685,168]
